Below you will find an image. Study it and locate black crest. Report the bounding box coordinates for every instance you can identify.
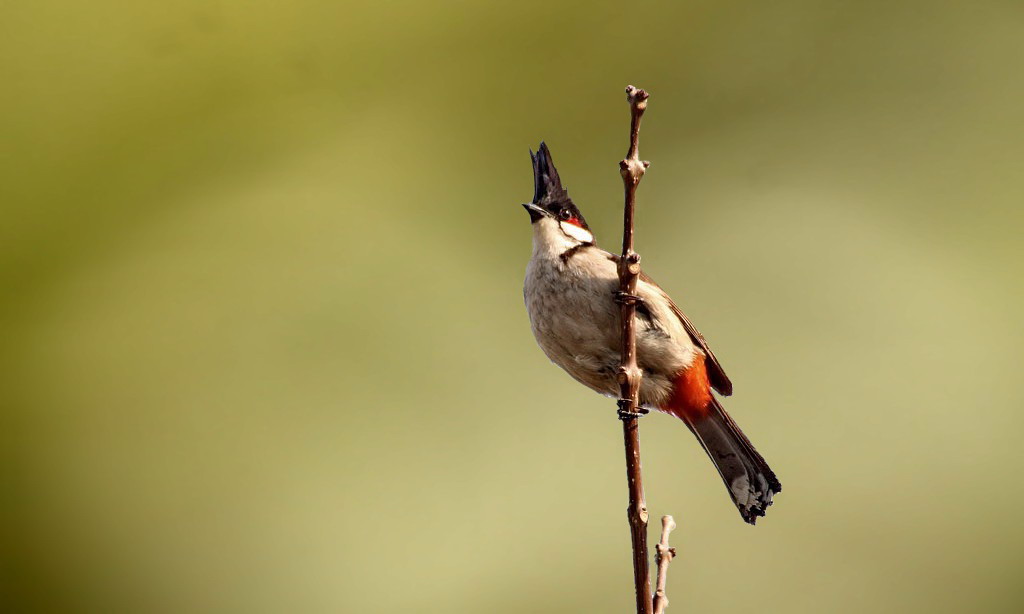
[529,142,590,230]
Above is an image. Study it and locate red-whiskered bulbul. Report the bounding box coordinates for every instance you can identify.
[522,142,781,524]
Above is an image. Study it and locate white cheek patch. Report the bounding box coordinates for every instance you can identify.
[560,221,593,243]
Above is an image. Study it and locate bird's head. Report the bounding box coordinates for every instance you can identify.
[523,142,594,251]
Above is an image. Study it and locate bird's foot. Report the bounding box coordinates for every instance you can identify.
[617,399,650,420]
[613,291,644,306]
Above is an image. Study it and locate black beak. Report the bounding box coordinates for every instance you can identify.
[522,203,548,222]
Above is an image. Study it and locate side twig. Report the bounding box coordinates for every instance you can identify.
[616,84,654,614]
[653,516,678,614]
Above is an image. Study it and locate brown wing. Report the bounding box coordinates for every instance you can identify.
[604,251,733,396]
[639,270,733,396]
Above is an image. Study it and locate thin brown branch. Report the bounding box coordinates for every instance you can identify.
[653,516,678,614]
[616,84,653,614]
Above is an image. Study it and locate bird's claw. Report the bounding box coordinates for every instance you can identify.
[617,399,649,420]
[613,291,644,306]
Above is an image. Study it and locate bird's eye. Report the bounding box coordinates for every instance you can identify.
[559,209,572,220]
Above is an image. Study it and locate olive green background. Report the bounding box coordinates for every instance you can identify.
[2,1,1023,612]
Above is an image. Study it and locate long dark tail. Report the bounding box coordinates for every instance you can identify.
[679,398,781,524]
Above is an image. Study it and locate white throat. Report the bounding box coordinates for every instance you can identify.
[531,217,593,258]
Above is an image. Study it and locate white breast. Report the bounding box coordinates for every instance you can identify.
[524,236,699,408]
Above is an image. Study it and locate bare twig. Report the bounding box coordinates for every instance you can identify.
[653,516,678,614]
[616,84,654,614]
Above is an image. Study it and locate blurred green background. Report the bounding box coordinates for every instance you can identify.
[2,1,1023,612]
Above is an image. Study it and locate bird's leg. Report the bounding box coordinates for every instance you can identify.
[614,289,646,421]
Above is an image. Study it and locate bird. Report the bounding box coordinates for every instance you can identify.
[522,142,781,524]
